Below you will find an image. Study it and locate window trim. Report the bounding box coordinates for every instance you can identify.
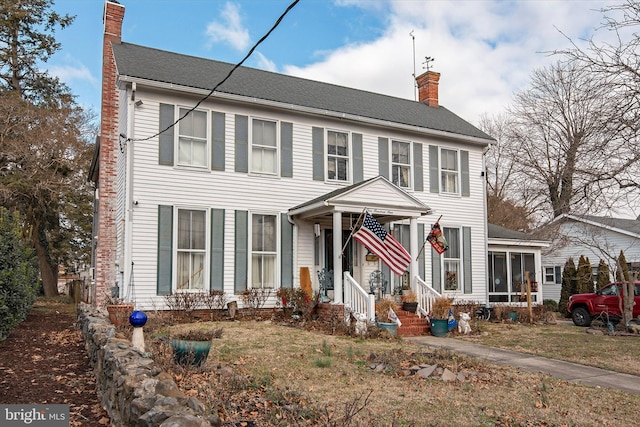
[248,211,280,289]
[249,116,279,176]
[391,139,412,189]
[439,147,460,195]
[175,106,209,169]
[326,128,351,183]
[442,226,461,292]
[173,207,209,292]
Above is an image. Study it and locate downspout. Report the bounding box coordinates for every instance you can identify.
[287,212,297,289]
[123,83,135,304]
[482,144,490,304]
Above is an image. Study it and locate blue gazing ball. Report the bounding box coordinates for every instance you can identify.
[129,310,148,328]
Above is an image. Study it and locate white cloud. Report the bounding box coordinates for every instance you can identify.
[255,52,277,72]
[48,63,97,86]
[205,2,250,51]
[284,0,614,125]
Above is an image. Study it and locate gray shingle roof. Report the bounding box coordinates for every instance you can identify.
[112,42,493,142]
[574,215,640,236]
[488,223,538,241]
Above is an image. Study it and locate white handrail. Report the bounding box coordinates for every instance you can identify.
[343,272,376,323]
[414,276,441,318]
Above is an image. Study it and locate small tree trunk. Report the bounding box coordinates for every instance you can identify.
[31,220,59,297]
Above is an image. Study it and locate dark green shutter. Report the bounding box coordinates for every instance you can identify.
[157,205,173,295]
[461,150,470,197]
[159,104,174,165]
[352,133,363,183]
[431,239,441,293]
[212,112,225,171]
[281,213,293,288]
[210,208,225,291]
[378,137,389,179]
[414,143,424,191]
[235,115,248,173]
[234,210,248,293]
[429,145,439,193]
[281,122,293,178]
[555,266,562,284]
[463,226,472,293]
[418,223,425,279]
[312,127,324,181]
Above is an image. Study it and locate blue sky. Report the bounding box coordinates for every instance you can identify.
[48,0,619,125]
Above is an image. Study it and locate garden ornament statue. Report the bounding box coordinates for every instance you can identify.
[129,310,148,353]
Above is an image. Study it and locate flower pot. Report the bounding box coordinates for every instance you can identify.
[171,339,212,366]
[430,318,449,337]
[106,304,134,327]
[509,312,518,322]
[402,302,418,313]
[377,321,397,336]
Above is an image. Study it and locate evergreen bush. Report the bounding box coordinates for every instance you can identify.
[558,257,577,315]
[0,209,39,340]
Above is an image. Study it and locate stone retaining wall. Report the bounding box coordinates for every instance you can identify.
[77,303,218,426]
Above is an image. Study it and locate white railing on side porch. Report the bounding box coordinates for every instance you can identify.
[343,272,376,323]
[415,276,441,318]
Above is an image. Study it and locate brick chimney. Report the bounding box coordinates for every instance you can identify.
[415,70,440,108]
[95,1,124,306]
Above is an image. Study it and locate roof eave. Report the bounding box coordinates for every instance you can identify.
[118,75,493,146]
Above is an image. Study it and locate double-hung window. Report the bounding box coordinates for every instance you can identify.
[392,140,411,188]
[443,227,460,291]
[251,213,277,288]
[440,148,459,194]
[327,130,349,182]
[251,118,278,174]
[176,209,206,290]
[177,108,208,167]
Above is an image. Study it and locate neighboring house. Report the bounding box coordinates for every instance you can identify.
[487,224,549,305]
[91,1,496,312]
[539,214,640,302]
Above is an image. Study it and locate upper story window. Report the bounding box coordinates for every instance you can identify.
[176,208,207,290]
[177,108,208,168]
[251,213,277,289]
[327,130,349,182]
[392,140,411,188]
[251,118,278,174]
[440,148,459,194]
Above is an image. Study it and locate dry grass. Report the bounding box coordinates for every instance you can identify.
[145,317,640,426]
[458,319,640,376]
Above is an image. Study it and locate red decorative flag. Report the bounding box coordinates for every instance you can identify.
[427,222,448,254]
[353,212,411,276]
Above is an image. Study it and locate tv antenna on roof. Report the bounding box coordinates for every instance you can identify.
[410,30,416,100]
[423,56,435,71]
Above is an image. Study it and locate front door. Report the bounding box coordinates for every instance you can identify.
[325,229,354,277]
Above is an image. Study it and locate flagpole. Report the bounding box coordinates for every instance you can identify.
[340,207,367,257]
[416,214,442,261]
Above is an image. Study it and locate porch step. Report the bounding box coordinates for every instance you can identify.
[395,309,429,337]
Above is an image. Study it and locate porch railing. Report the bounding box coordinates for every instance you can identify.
[343,272,376,323]
[415,276,441,318]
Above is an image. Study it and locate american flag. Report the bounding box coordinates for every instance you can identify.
[353,212,411,276]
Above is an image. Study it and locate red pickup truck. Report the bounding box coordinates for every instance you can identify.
[567,282,640,326]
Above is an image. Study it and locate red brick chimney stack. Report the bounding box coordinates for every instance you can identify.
[95,1,124,306]
[415,70,440,108]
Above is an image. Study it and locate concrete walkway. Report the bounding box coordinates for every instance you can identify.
[407,335,640,395]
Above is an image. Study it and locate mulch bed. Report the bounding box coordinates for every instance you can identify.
[0,300,110,426]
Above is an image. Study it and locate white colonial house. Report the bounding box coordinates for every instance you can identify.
[540,214,640,302]
[91,1,499,320]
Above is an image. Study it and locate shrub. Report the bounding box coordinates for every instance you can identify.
[0,209,39,340]
[542,299,559,312]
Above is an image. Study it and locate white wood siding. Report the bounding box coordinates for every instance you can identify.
[124,88,488,308]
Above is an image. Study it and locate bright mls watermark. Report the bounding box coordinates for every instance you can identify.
[1,405,69,426]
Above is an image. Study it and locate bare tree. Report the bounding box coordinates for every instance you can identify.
[506,60,639,221]
[480,113,536,231]
[555,1,640,196]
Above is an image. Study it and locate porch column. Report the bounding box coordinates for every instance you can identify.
[333,211,343,304]
[410,217,418,291]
